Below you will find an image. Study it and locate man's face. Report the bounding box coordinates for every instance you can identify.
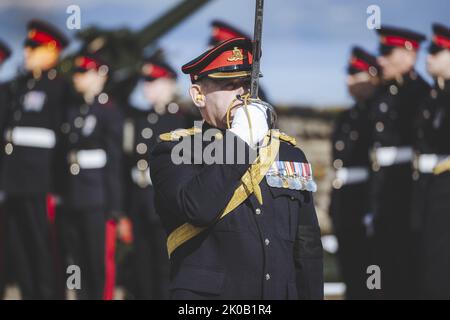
[427,49,450,79]
[347,72,379,101]
[143,78,176,107]
[24,45,59,72]
[377,47,417,80]
[73,69,106,95]
[191,77,250,129]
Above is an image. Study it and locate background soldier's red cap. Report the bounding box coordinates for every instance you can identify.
[74,53,109,73]
[182,37,255,83]
[429,23,450,54]
[376,25,426,55]
[24,19,69,50]
[209,20,251,47]
[141,57,177,81]
[348,46,380,76]
[0,39,11,65]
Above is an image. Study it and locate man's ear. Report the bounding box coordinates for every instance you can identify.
[189,84,206,108]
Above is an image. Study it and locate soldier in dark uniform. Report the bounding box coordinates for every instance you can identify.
[150,38,323,300]
[329,47,380,299]
[60,53,123,299]
[121,57,189,299]
[417,23,450,299]
[1,20,70,299]
[0,39,11,299]
[368,26,430,299]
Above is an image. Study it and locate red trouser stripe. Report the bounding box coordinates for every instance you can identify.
[46,194,56,224]
[103,219,117,300]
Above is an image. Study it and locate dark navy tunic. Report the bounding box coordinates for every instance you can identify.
[150,122,323,300]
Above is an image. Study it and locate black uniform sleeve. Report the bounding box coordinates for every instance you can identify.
[435,96,450,152]
[150,131,252,228]
[104,104,124,216]
[52,78,72,196]
[289,147,324,300]
[0,83,9,134]
[294,191,324,300]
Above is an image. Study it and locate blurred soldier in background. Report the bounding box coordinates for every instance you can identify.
[329,46,380,299]
[418,23,450,299]
[0,39,11,298]
[60,53,123,299]
[1,20,70,299]
[208,20,251,48]
[150,38,323,300]
[121,56,189,299]
[369,26,429,299]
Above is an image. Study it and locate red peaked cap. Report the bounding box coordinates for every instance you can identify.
[0,39,11,64]
[182,37,256,83]
[74,53,108,73]
[376,25,426,55]
[348,46,380,76]
[429,23,450,54]
[209,20,251,46]
[141,57,177,81]
[24,19,69,50]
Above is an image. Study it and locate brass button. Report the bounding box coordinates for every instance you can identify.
[136,143,147,155]
[332,179,343,190]
[70,164,80,175]
[98,93,109,104]
[137,159,148,170]
[375,122,384,132]
[389,85,398,95]
[142,128,153,139]
[333,159,343,169]
[379,102,388,113]
[335,140,345,151]
[5,143,13,155]
[147,113,159,124]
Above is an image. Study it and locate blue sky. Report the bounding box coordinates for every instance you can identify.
[0,0,449,107]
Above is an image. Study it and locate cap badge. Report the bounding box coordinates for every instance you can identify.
[227,47,244,62]
[28,29,36,38]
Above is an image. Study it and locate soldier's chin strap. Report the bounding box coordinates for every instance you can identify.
[226,93,255,146]
[225,93,277,143]
[225,93,278,205]
[226,93,265,203]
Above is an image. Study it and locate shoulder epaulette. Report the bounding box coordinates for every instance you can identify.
[159,127,201,142]
[279,132,297,146]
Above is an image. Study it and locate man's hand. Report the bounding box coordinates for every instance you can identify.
[230,101,269,148]
[117,217,133,245]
